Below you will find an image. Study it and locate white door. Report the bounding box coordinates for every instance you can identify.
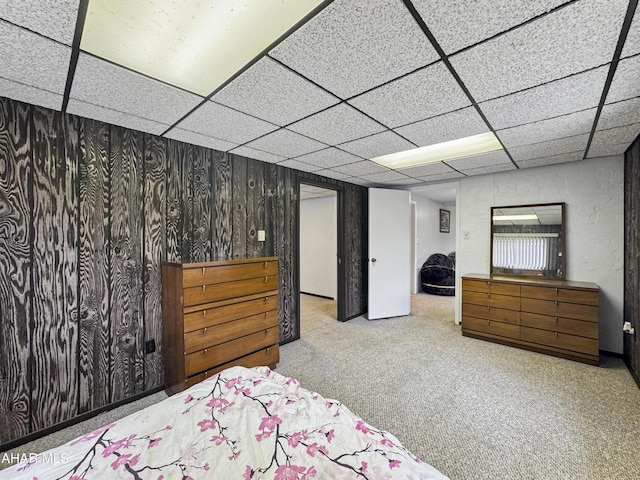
[368,188,411,320]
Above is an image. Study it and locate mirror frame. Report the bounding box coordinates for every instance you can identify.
[490,202,566,280]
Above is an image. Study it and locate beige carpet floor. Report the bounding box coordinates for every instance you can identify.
[3,293,640,479]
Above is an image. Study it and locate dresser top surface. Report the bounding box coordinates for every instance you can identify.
[462,273,599,290]
[163,256,278,269]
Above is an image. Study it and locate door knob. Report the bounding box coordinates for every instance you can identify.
[371,258,377,263]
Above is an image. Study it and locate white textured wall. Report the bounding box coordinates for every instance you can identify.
[300,195,337,299]
[455,155,624,353]
[413,195,456,291]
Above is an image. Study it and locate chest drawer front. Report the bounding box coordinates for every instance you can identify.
[184,311,278,354]
[185,327,279,376]
[462,315,520,339]
[184,295,278,332]
[184,275,278,306]
[520,326,598,355]
[520,312,598,339]
[521,285,598,306]
[463,279,521,296]
[182,261,278,288]
[462,303,520,324]
[463,291,521,310]
[521,298,598,322]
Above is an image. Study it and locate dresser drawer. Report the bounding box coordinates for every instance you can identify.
[462,315,520,339]
[184,346,280,390]
[521,285,598,306]
[184,310,278,354]
[520,326,598,356]
[184,294,278,332]
[182,260,278,288]
[521,298,598,322]
[185,327,279,376]
[521,312,598,339]
[184,275,278,306]
[463,279,521,296]
[462,303,520,324]
[463,291,521,310]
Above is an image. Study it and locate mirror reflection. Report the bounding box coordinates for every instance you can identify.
[491,203,565,279]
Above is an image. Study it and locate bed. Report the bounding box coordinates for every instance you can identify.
[0,366,448,479]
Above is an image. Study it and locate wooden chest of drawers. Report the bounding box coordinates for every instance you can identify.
[162,257,279,394]
[461,274,599,365]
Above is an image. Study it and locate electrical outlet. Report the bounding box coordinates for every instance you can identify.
[145,339,156,354]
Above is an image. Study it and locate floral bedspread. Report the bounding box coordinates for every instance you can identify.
[1,366,448,479]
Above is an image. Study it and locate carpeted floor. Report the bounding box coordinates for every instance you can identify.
[3,293,640,479]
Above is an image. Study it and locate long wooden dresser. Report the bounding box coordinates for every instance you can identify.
[162,257,279,394]
[461,273,599,365]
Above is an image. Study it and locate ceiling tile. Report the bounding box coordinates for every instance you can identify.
[243,128,327,158]
[269,0,439,99]
[288,103,385,144]
[1,21,70,96]
[586,142,633,158]
[331,160,389,176]
[66,98,169,135]
[446,150,512,170]
[457,163,517,175]
[395,107,489,146]
[597,97,640,131]
[384,178,422,186]
[212,57,339,126]
[621,8,640,58]
[497,108,597,149]
[164,128,237,152]
[229,145,286,164]
[508,134,590,161]
[398,162,456,178]
[70,53,203,126]
[0,78,63,111]
[176,101,278,144]
[590,123,640,152]
[294,147,362,168]
[360,170,413,183]
[343,177,376,187]
[516,151,584,168]
[479,66,608,130]
[606,55,640,104]
[450,0,628,101]
[413,0,568,54]
[277,159,322,173]
[0,0,79,45]
[348,62,470,128]
[417,171,465,183]
[338,130,415,159]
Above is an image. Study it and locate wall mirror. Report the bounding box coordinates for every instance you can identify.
[491,202,565,279]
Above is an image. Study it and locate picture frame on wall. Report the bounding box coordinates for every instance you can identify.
[440,209,450,233]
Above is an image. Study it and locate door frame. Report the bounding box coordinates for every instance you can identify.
[297,178,347,321]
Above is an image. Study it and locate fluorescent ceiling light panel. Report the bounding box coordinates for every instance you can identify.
[371,132,503,169]
[81,0,325,96]
[492,214,539,221]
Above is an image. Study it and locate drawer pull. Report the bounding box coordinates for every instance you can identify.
[554,316,558,322]
[264,276,268,283]
[555,301,558,306]
[265,328,269,334]
[202,267,206,276]
[555,331,558,337]
[202,285,206,293]
[487,281,491,286]
[266,311,269,317]
[202,310,207,317]
[555,287,559,294]
[204,348,208,354]
[264,261,268,268]
[264,296,269,302]
[203,327,207,334]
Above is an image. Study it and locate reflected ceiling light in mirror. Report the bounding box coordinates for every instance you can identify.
[371,132,503,169]
[81,0,326,96]
[492,214,539,221]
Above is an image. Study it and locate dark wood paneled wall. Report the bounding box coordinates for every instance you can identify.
[624,136,640,385]
[0,96,368,447]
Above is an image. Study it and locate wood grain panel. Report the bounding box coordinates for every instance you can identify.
[30,106,80,431]
[232,154,247,258]
[264,163,278,257]
[77,118,110,414]
[190,145,211,262]
[109,126,144,401]
[212,151,232,259]
[246,157,265,258]
[0,98,32,444]
[165,138,185,263]
[143,134,166,390]
[344,183,368,318]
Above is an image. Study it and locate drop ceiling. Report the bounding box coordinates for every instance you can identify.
[1,0,638,189]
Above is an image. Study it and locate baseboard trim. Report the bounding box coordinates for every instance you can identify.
[300,291,335,300]
[0,386,165,452]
